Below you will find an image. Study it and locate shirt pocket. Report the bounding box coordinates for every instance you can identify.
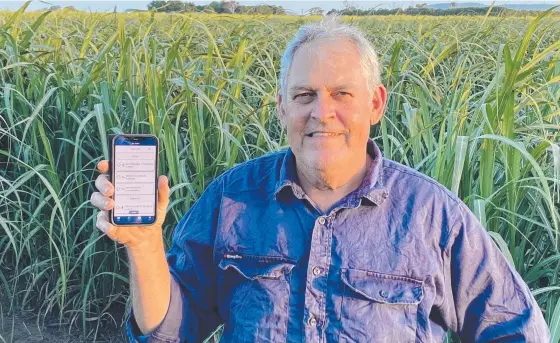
[339,268,424,343]
[218,253,296,343]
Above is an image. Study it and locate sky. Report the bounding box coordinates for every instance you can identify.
[0,0,557,14]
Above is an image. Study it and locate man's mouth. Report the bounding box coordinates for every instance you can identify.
[306,132,342,137]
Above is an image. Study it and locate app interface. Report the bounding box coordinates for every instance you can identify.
[114,144,156,218]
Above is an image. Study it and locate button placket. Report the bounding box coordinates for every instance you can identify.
[304,215,332,342]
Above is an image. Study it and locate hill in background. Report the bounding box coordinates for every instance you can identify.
[429,2,560,10]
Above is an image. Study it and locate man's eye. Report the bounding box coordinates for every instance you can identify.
[294,92,313,99]
[335,92,350,96]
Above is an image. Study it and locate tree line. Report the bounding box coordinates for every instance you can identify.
[116,0,558,16]
[326,6,557,16]
[147,0,286,15]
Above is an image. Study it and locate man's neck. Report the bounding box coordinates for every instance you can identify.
[296,154,372,213]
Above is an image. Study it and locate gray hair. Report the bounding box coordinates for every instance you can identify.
[278,15,382,100]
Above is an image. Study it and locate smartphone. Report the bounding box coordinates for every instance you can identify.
[109,134,159,226]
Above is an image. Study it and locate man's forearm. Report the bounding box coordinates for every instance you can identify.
[127,235,171,335]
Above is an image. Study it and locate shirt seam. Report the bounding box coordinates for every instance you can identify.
[435,203,467,329]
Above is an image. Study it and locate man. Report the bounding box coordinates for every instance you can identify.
[90,16,549,342]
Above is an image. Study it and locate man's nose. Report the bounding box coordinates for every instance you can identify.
[310,93,336,121]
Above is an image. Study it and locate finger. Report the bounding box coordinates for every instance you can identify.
[105,224,120,242]
[96,211,121,242]
[95,174,113,196]
[97,160,109,173]
[90,192,113,210]
[96,210,113,235]
[157,175,169,209]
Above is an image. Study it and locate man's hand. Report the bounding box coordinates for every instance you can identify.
[90,159,170,251]
[90,159,172,335]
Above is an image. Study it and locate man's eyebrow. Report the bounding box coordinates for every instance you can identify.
[289,85,355,93]
[331,85,355,91]
[289,85,315,93]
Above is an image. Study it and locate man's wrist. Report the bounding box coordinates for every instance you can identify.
[126,233,166,259]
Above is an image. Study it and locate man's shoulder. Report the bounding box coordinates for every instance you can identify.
[381,158,474,244]
[381,158,463,208]
[213,149,288,194]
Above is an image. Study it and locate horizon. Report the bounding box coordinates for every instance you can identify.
[0,0,558,13]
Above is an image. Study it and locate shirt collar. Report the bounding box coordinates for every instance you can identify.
[275,146,306,200]
[274,139,388,205]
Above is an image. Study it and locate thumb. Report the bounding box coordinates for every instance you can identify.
[156,175,169,225]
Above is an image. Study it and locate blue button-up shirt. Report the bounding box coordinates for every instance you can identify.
[126,139,549,343]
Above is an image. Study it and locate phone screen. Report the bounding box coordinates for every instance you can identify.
[111,135,158,225]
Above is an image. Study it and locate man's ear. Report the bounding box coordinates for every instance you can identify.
[369,83,387,125]
[276,91,287,129]
[370,84,388,126]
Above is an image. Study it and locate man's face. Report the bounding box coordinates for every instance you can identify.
[277,39,386,174]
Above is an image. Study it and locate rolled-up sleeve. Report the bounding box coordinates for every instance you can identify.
[439,202,550,342]
[125,179,224,343]
[126,275,185,343]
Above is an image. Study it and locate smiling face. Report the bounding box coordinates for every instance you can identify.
[277,39,387,179]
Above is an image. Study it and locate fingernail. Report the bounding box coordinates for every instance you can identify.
[103,200,109,207]
[103,187,110,194]
[99,221,108,231]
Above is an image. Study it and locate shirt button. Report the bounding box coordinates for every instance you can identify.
[318,217,326,225]
[380,290,389,298]
[312,267,322,276]
[308,316,317,326]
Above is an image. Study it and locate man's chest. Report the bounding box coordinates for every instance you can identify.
[213,195,444,342]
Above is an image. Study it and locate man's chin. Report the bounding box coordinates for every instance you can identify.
[306,153,344,171]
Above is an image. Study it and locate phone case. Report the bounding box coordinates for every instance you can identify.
[108,134,115,225]
[108,134,115,223]
[108,134,158,226]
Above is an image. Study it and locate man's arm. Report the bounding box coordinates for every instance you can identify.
[126,179,224,343]
[438,202,550,342]
[126,235,171,338]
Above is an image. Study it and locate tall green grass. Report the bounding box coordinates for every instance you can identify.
[0,4,559,341]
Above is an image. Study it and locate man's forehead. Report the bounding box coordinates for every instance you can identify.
[287,66,364,93]
[286,40,364,92]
